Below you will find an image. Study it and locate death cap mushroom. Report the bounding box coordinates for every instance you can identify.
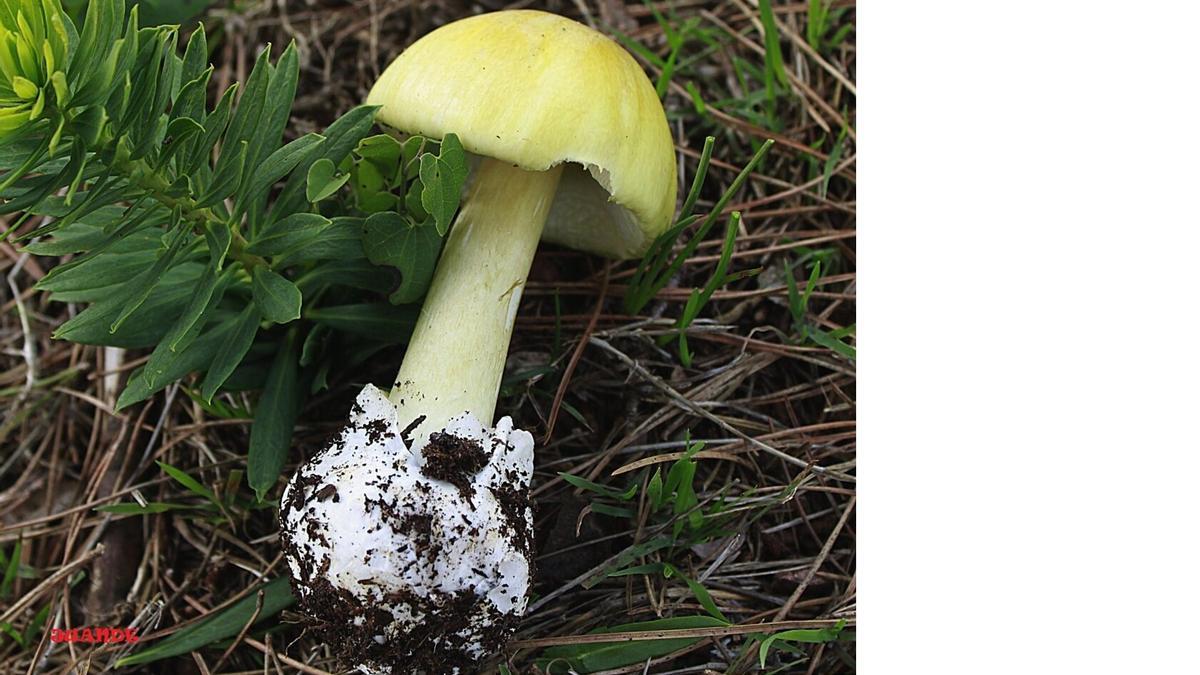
[367,9,678,259]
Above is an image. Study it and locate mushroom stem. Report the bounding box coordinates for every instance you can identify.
[390,157,564,438]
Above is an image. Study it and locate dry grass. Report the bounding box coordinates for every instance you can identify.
[0,0,855,673]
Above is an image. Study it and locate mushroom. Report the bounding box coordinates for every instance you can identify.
[280,9,676,673]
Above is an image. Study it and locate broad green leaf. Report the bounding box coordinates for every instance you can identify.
[115,576,294,667]
[305,157,348,203]
[361,211,442,304]
[251,267,301,324]
[264,105,377,223]
[418,133,467,236]
[355,133,403,171]
[247,333,300,500]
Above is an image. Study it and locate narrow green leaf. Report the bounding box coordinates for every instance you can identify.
[1,540,20,599]
[155,460,217,503]
[272,217,365,266]
[200,304,260,401]
[217,44,271,174]
[185,82,236,174]
[559,473,638,501]
[115,576,294,667]
[248,332,301,501]
[114,308,242,408]
[759,621,849,668]
[55,263,206,349]
[108,215,191,333]
[304,303,417,342]
[197,139,247,207]
[246,212,330,257]
[240,133,325,206]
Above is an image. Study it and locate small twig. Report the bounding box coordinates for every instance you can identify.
[510,618,853,649]
[543,266,610,443]
[0,545,105,626]
[774,496,856,620]
[589,337,851,480]
[243,636,333,675]
[211,588,265,672]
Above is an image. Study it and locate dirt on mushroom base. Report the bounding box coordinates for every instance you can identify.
[280,402,535,674]
[421,432,490,497]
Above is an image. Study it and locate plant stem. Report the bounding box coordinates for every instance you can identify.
[389,157,564,440]
[116,155,264,269]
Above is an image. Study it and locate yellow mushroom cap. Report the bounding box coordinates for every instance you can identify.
[367,10,677,259]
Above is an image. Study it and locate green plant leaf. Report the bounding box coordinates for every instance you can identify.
[272,216,365,266]
[197,139,247,207]
[115,313,242,408]
[246,212,330,257]
[55,262,206,349]
[247,332,301,501]
[115,576,294,667]
[241,133,325,207]
[200,304,261,401]
[304,303,417,342]
[418,133,466,235]
[155,460,217,503]
[251,267,301,324]
[305,157,348,203]
[136,266,227,393]
[361,211,443,304]
[758,621,850,668]
[560,473,638,501]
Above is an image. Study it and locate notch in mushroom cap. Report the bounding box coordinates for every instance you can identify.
[367,10,679,440]
[367,9,677,260]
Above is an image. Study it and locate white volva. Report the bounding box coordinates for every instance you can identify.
[280,386,533,673]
